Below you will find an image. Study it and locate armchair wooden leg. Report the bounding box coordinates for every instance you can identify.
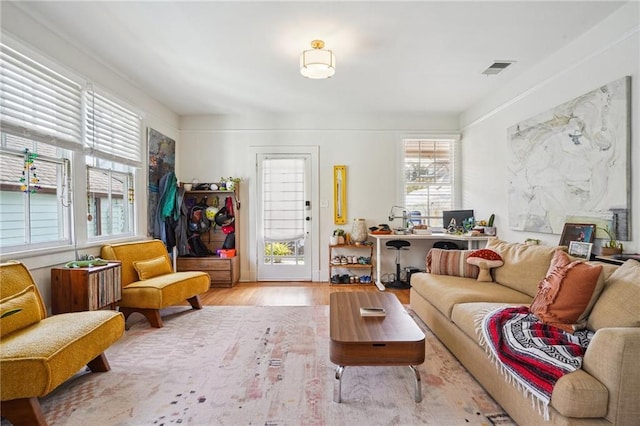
[119,307,164,328]
[1,397,47,426]
[187,295,203,310]
[87,352,111,372]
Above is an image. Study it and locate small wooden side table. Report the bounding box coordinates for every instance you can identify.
[51,262,122,314]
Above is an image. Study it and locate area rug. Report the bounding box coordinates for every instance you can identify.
[33,306,514,425]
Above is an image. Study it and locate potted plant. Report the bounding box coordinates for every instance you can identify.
[599,225,623,256]
[220,176,242,191]
[331,228,346,245]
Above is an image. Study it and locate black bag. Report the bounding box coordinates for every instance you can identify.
[187,234,212,257]
[222,232,235,249]
[188,201,211,235]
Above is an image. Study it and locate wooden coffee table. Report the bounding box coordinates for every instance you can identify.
[329,291,425,403]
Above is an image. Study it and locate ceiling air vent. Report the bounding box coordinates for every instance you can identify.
[482,61,515,76]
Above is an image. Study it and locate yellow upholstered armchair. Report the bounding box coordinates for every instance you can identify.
[0,261,125,426]
[100,239,210,328]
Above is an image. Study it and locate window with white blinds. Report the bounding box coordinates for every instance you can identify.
[85,89,142,166]
[0,41,141,253]
[0,44,82,149]
[262,157,306,241]
[403,138,458,227]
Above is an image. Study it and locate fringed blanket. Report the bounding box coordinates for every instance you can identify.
[480,306,593,420]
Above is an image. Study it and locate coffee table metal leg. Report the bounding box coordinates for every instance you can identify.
[409,365,422,402]
[334,365,345,403]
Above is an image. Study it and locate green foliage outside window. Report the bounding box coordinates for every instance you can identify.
[264,242,292,257]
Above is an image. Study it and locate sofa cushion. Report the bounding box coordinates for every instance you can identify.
[426,249,479,279]
[133,255,173,280]
[530,250,604,333]
[0,285,43,338]
[588,259,640,330]
[411,272,532,320]
[486,238,558,297]
[0,310,124,400]
[119,271,210,309]
[551,370,608,418]
[451,302,517,344]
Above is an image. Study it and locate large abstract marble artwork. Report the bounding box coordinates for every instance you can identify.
[507,76,630,236]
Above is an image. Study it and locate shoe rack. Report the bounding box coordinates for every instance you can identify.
[329,243,374,284]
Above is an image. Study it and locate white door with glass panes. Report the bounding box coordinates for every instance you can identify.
[256,151,315,281]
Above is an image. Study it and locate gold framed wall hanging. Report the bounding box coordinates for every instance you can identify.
[333,165,346,224]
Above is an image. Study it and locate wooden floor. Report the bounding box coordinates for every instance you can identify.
[200,282,410,306]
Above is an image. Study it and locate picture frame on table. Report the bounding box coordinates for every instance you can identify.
[559,223,596,247]
[568,241,593,260]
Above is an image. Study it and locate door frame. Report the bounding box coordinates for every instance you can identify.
[248,146,320,281]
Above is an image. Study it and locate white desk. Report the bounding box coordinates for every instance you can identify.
[368,233,491,291]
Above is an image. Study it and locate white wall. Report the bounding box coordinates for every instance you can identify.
[1,3,180,308]
[178,114,459,281]
[3,1,637,297]
[459,2,639,254]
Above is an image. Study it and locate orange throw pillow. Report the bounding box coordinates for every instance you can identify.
[530,249,604,333]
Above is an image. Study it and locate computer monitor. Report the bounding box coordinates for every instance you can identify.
[442,209,474,230]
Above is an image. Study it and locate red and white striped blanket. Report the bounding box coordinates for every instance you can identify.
[480,306,593,420]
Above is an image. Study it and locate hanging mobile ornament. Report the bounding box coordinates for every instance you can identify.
[20,149,41,193]
[87,170,93,221]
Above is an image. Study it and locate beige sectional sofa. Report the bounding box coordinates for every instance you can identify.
[409,238,640,426]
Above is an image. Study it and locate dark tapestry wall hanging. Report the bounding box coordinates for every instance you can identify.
[147,128,176,237]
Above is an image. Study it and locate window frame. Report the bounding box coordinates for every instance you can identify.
[0,139,72,253]
[0,38,143,257]
[86,163,135,240]
[398,136,461,228]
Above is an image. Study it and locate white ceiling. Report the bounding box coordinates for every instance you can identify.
[9,1,627,116]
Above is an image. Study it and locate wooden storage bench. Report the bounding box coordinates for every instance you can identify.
[177,255,239,287]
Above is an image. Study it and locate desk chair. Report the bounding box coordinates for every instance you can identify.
[385,239,411,289]
[433,241,460,250]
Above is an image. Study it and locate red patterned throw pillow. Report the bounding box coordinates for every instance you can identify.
[466,249,504,282]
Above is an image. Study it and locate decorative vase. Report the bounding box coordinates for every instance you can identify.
[351,218,368,244]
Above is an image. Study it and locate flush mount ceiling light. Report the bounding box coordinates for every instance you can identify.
[300,40,335,79]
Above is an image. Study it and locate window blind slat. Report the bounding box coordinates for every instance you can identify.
[85,90,141,165]
[1,94,81,131]
[0,45,82,145]
[1,76,82,115]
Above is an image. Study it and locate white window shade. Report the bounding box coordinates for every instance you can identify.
[0,43,82,150]
[85,89,142,167]
[262,158,306,241]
